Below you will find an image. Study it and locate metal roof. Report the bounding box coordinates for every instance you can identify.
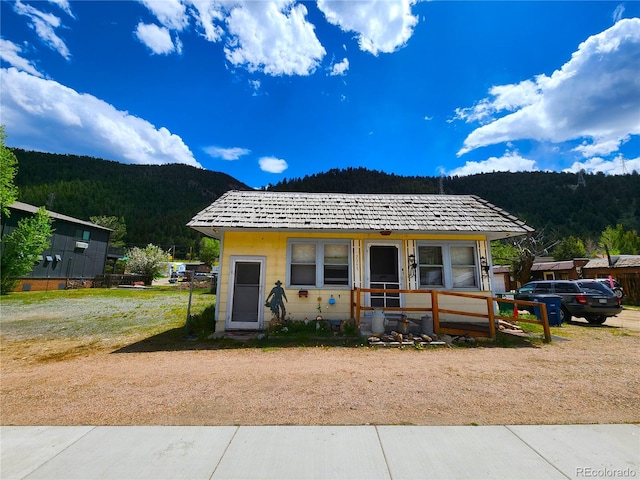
[187,191,533,240]
[584,255,640,269]
[7,202,112,231]
[531,261,577,271]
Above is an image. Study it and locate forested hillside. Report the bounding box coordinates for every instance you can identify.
[270,167,640,241]
[12,151,640,256]
[13,149,249,258]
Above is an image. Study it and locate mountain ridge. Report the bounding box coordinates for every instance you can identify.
[12,150,640,257]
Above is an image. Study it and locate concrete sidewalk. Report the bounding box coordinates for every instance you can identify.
[1,425,638,479]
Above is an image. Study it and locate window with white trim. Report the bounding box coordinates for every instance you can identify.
[417,242,479,289]
[417,245,444,287]
[288,240,350,287]
[290,243,316,285]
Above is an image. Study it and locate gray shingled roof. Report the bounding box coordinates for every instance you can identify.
[187,191,533,239]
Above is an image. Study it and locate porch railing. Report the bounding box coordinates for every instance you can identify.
[350,287,551,342]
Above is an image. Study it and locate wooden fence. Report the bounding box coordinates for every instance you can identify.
[350,287,552,342]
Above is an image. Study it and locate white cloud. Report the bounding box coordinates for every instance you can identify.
[612,4,625,23]
[223,1,326,76]
[249,79,261,96]
[13,0,71,59]
[135,23,179,55]
[572,137,630,158]
[47,0,75,19]
[0,39,43,78]
[188,0,226,42]
[448,151,538,176]
[317,0,418,55]
[1,67,201,168]
[564,155,640,175]
[204,146,251,160]
[330,57,349,76]
[138,0,189,31]
[456,18,640,158]
[259,156,288,173]
[138,0,326,76]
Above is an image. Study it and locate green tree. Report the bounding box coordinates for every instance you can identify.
[1,207,53,294]
[0,127,18,216]
[599,224,640,255]
[90,215,127,248]
[126,244,169,279]
[553,236,586,261]
[199,237,220,268]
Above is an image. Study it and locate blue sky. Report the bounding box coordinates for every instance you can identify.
[1,1,639,189]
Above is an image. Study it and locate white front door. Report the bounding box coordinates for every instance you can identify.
[365,242,403,308]
[228,256,265,330]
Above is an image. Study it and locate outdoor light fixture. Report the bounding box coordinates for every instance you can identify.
[408,253,417,278]
[480,256,491,275]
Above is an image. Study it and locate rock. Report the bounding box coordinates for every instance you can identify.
[368,336,381,342]
[441,334,453,345]
[421,334,432,342]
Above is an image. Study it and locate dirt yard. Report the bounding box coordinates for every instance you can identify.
[2,317,639,427]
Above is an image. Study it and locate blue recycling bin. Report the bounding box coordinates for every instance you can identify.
[531,295,562,326]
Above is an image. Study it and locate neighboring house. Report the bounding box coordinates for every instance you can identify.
[493,255,640,304]
[188,191,533,333]
[583,255,640,304]
[1,202,112,291]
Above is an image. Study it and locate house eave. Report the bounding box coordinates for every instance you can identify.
[186,224,531,240]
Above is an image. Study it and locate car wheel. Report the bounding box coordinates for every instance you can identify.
[614,288,623,299]
[560,306,571,323]
[586,316,606,325]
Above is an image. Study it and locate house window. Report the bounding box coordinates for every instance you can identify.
[418,246,444,287]
[290,243,316,286]
[75,229,91,241]
[323,244,349,285]
[288,240,350,288]
[451,246,477,288]
[417,242,479,289]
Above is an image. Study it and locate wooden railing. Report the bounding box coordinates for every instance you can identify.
[350,287,551,342]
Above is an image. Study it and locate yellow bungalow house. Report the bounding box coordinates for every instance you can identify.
[187,191,533,335]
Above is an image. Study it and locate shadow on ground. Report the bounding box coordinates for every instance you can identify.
[111,328,367,354]
[111,327,551,354]
[111,328,214,353]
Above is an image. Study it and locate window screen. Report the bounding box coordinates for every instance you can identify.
[290,243,316,285]
[418,246,444,286]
